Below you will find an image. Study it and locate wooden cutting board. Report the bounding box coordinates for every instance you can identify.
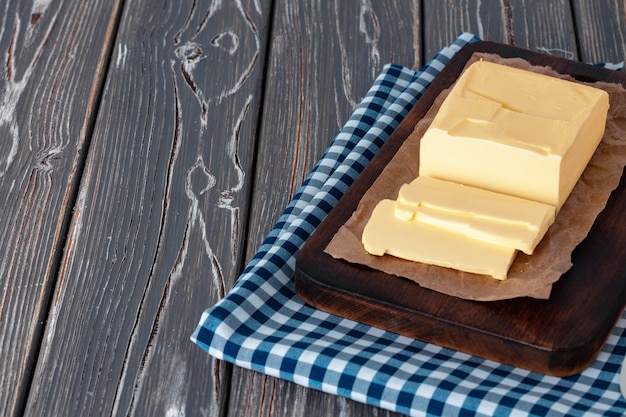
[294,41,626,377]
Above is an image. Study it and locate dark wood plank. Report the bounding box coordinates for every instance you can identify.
[0,1,122,416]
[572,0,626,64]
[23,0,273,416]
[295,41,626,377]
[228,1,420,416]
[423,0,577,60]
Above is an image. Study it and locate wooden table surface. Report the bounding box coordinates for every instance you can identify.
[1,1,625,416]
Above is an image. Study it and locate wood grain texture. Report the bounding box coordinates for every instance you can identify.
[0,1,121,416]
[230,1,419,416]
[24,0,272,416]
[423,0,577,60]
[572,0,626,64]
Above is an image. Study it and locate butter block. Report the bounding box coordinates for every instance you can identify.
[362,199,517,280]
[419,60,609,211]
[395,176,556,254]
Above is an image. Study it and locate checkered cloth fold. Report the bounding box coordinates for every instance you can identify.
[192,33,626,416]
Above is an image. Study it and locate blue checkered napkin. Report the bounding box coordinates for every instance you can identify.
[192,33,626,416]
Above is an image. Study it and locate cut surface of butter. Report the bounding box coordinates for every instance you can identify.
[362,199,517,280]
[419,60,609,211]
[395,176,556,254]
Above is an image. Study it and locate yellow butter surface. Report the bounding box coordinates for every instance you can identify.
[362,199,517,280]
[395,176,556,254]
[419,60,609,211]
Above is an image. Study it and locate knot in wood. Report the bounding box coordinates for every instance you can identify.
[175,43,203,63]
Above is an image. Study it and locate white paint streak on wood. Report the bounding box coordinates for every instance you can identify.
[219,0,260,101]
[333,1,358,109]
[411,0,420,69]
[159,153,226,302]
[116,43,128,68]
[175,41,208,128]
[26,0,53,44]
[195,0,224,35]
[227,94,253,193]
[475,0,485,39]
[337,396,348,417]
[0,11,57,177]
[211,30,239,55]
[162,354,187,417]
[1,16,28,177]
[333,88,343,131]
[217,93,251,261]
[30,0,53,18]
[182,155,225,298]
[535,46,575,59]
[501,0,515,44]
[253,0,262,16]
[173,0,197,45]
[359,0,380,79]
[0,2,9,42]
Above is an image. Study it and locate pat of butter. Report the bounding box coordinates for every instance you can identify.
[395,176,556,254]
[419,60,609,211]
[362,199,517,280]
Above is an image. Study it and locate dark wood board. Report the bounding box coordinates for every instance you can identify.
[0,1,123,416]
[295,41,626,377]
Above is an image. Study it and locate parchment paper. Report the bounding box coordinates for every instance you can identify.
[325,53,626,301]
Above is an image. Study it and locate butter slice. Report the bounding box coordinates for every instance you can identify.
[362,199,517,280]
[419,60,609,211]
[395,176,556,254]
